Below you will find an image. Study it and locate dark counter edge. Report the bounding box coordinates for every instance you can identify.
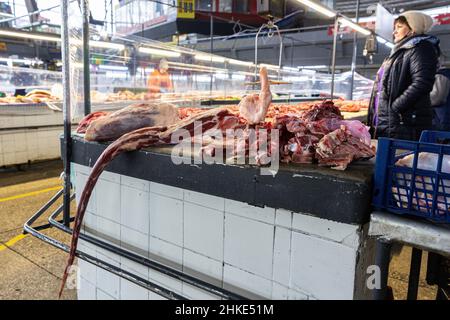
[64,136,374,225]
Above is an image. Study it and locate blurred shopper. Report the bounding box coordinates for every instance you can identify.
[430,66,450,131]
[368,11,441,141]
[147,59,173,97]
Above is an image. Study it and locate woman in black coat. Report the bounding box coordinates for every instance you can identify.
[368,11,441,141]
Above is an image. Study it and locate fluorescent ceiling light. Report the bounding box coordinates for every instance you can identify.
[301,65,327,69]
[295,0,336,18]
[376,36,394,48]
[139,47,181,57]
[0,29,60,42]
[260,63,280,70]
[0,30,125,50]
[98,65,129,71]
[195,54,226,63]
[228,59,254,67]
[339,17,371,36]
[282,66,299,72]
[89,40,125,51]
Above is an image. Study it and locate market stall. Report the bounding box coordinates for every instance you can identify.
[21,0,380,301]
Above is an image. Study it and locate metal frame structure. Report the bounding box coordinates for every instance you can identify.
[369,212,450,300]
[22,0,250,300]
[254,19,283,80]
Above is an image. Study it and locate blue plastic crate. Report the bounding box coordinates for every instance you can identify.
[373,131,450,223]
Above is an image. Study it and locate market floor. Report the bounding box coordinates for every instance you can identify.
[0,160,76,300]
[0,160,439,300]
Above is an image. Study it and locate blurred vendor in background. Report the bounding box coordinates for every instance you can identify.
[368,11,441,141]
[147,58,173,97]
[430,63,450,131]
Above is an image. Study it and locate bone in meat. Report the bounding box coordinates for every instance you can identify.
[238,67,272,124]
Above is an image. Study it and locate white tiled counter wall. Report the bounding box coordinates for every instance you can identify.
[0,128,62,166]
[73,163,375,300]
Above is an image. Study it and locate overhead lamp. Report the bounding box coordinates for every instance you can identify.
[260,63,280,70]
[339,17,371,36]
[98,65,129,71]
[295,0,336,18]
[195,54,226,63]
[228,59,254,67]
[0,29,60,42]
[89,40,125,51]
[282,66,299,72]
[139,47,181,58]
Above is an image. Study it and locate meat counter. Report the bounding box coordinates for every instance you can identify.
[67,135,376,300]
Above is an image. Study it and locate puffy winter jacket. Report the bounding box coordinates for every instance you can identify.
[368,35,440,141]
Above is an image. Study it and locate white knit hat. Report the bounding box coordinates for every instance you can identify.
[400,11,434,34]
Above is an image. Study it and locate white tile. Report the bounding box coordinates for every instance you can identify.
[292,213,360,247]
[77,278,96,300]
[120,226,150,279]
[120,186,150,234]
[120,257,148,281]
[96,288,115,300]
[120,226,149,255]
[150,182,184,200]
[149,237,183,270]
[75,173,96,214]
[275,209,292,229]
[96,253,120,299]
[78,259,97,286]
[183,249,223,287]
[271,283,288,300]
[287,288,309,300]
[121,175,150,192]
[100,170,121,184]
[273,227,291,287]
[148,270,183,296]
[148,291,168,300]
[96,179,121,223]
[120,278,149,300]
[149,193,183,246]
[225,199,275,224]
[184,190,225,211]
[82,212,97,237]
[148,237,183,295]
[96,216,121,244]
[184,203,224,261]
[223,264,272,299]
[182,283,220,300]
[224,214,274,279]
[290,232,357,300]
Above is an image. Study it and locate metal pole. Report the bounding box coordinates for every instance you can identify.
[349,0,360,100]
[407,248,423,300]
[82,0,91,115]
[330,15,339,99]
[373,239,392,300]
[209,0,213,94]
[61,0,71,227]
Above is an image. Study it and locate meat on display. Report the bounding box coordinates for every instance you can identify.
[60,68,375,295]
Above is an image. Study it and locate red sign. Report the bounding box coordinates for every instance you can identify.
[327,21,375,36]
[435,13,450,25]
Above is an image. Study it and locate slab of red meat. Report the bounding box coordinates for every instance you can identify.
[76,111,109,134]
[84,102,180,142]
[316,126,375,170]
[300,100,343,122]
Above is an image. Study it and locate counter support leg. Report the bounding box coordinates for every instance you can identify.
[407,247,422,300]
[374,239,392,300]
